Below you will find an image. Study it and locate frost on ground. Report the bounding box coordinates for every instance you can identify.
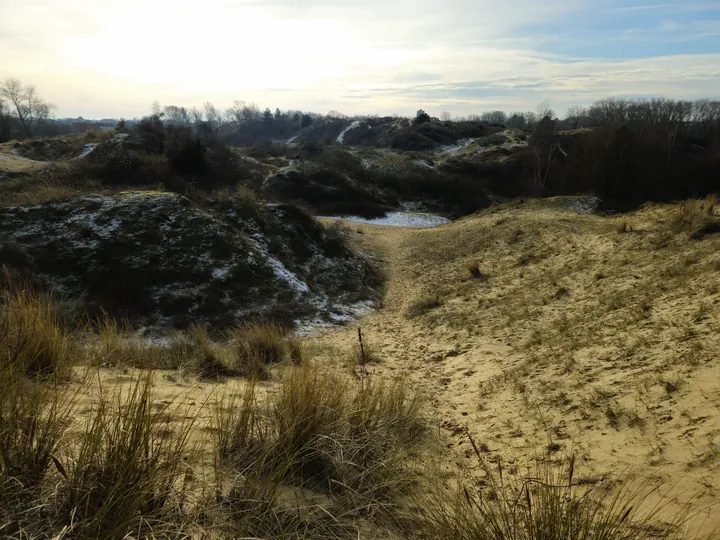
[295,299,377,336]
[317,212,450,228]
[440,138,477,155]
[0,191,380,330]
[559,196,602,214]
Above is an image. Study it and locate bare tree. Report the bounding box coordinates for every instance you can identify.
[227,100,261,124]
[189,107,204,125]
[660,99,692,162]
[203,102,222,130]
[529,116,561,195]
[536,101,556,121]
[565,105,587,129]
[440,111,452,122]
[163,105,191,126]
[0,98,11,141]
[0,78,54,138]
[480,110,507,125]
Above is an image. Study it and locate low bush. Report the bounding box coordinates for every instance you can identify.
[57,118,252,194]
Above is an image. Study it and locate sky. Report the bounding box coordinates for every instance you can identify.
[1,0,719,119]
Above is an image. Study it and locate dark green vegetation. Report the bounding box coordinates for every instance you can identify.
[6,96,718,220]
[0,191,379,329]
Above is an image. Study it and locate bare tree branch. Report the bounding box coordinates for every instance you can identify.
[0,78,55,138]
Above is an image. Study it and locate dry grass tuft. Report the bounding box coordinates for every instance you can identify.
[0,370,74,524]
[467,260,487,279]
[91,318,230,375]
[215,364,425,514]
[616,219,633,233]
[406,296,442,319]
[56,373,197,538]
[0,279,76,380]
[230,321,305,379]
[670,194,719,237]
[419,437,693,540]
[353,341,381,366]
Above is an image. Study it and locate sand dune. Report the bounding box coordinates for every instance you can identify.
[313,198,720,536]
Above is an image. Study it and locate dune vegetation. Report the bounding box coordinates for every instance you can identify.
[1,90,720,538]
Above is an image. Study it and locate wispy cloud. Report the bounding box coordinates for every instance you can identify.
[0,0,718,117]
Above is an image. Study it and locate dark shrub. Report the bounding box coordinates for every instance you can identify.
[165,127,207,176]
[133,114,165,154]
[414,112,431,125]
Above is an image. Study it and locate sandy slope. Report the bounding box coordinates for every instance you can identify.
[0,148,46,172]
[314,200,720,535]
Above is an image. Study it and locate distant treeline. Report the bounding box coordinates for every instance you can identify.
[525,98,720,207]
[3,75,719,210]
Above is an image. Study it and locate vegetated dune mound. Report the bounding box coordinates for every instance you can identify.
[287,117,503,150]
[8,137,101,161]
[264,167,395,218]
[258,140,529,219]
[0,191,380,329]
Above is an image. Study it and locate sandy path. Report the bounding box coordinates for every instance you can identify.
[314,222,512,443]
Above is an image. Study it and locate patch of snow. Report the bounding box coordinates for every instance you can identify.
[414,159,434,169]
[3,150,42,163]
[266,255,310,293]
[287,135,298,144]
[211,264,233,280]
[440,138,477,155]
[563,197,602,214]
[75,143,98,159]
[239,154,262,165]
[336,120,361,144]
[247,232,311,294]
[295,300,377,336]
[316,212,450,228]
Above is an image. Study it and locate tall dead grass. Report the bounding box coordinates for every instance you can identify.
[670,194,718,237]
[56,373,197,538]
[215,365,424,518]
[229,321,305,379]
[0,282,76,380]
